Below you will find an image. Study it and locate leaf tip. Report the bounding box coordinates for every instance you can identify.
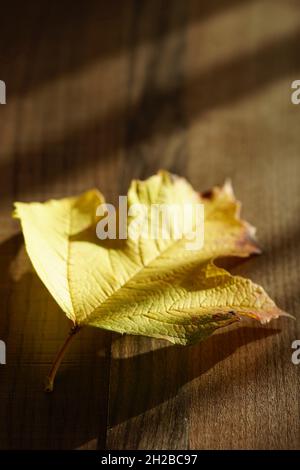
[243,307,294,325]
[12,202,22,219]
[222,178,235,198]
[236,225,262,256]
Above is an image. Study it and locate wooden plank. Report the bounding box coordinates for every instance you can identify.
[184,0,300,449]
[107,0,300,450]
[0,0,130,450]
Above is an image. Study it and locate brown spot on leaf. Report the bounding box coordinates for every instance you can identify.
[201,189,214,199]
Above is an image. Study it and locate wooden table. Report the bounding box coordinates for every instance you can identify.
[0,0,299,450]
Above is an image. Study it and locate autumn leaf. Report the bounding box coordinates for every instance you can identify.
[13,171,287,390]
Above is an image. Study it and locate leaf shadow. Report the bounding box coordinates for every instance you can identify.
[69,221,127,250]
[0,233,24,340]
[107,326,281,429]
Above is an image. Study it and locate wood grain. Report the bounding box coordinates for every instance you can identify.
[0,0,299,450]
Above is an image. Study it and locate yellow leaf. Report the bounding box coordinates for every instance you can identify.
[14,171,286,346]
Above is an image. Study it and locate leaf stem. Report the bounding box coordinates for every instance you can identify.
[44,324,81,392]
